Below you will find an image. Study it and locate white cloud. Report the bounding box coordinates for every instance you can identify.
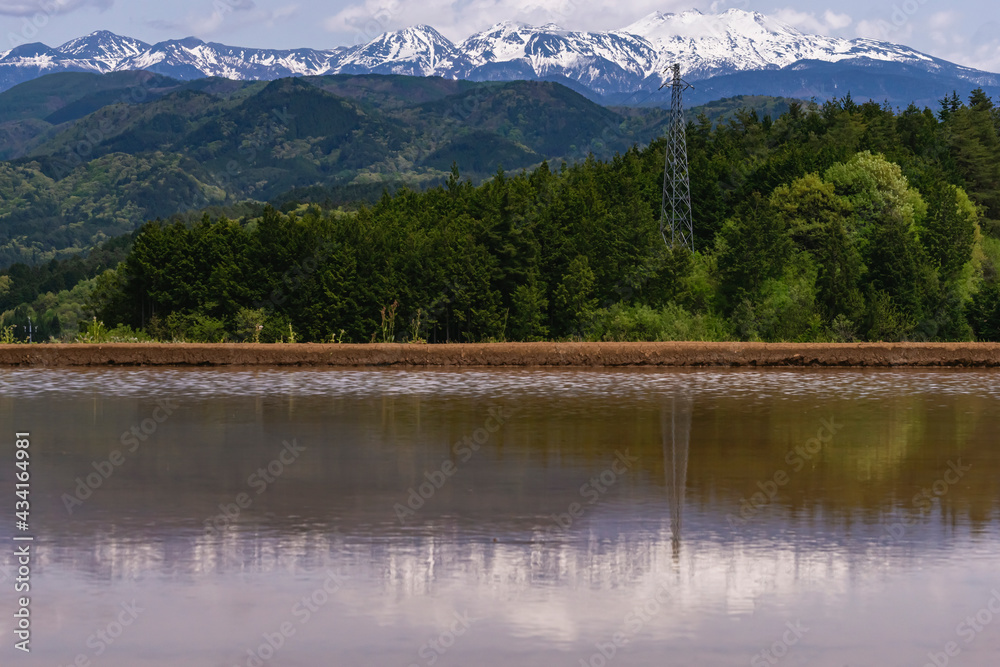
[823,10,852,30]
[938,19,1000,72]
[771,8,818,32]
[262,4,298,27]
[148,1,299,40]
[323,0,700,45]
[852,10,999,72]
[0,0,111,17]
[927,12,961,47]
[854,17,913,42]
[970,39,1000,73]
[928,11,958,30]
[772,7,853,36]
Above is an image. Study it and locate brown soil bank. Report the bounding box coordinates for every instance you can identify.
[0,342,999,367]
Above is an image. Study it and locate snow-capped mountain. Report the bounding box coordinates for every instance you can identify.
[2,10,998,100]
[625,9,935,81]
[116,37,341,81]
[457,21,658,94]
[335,25,470,76]
[460,20,656,74]
[58,31,150,71]
[0,42,104,91]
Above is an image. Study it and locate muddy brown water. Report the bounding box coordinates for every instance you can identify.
[0,367,998,666]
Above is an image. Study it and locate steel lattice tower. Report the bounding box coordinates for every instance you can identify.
[660,63,694,251]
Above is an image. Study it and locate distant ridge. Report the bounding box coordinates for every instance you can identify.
[1,9,999,102]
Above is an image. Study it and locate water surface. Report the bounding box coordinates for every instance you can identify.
[1,368,998,666]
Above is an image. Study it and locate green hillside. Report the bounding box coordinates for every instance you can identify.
[4,88,1000,344]
[0,72,673,267]
[687,95,805,126]
[0,71,180,123]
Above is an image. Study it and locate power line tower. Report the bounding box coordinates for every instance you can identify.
[660,63,694,251]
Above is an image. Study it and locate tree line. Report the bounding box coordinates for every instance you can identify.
[4,89,1000,343]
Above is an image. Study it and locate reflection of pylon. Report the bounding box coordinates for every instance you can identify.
[660,63,694,251]
[662,393,691,561]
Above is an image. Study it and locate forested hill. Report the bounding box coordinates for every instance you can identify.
[4,88,999,345]
[0,70,804,269]
[0,72,681,267]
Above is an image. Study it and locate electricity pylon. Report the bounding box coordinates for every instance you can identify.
[660,63,694,251]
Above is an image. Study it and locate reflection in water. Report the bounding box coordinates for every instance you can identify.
[0,368,998,667]
[663,393,691,560]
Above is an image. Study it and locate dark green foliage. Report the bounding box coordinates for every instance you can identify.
[553,256,598,335]
[941,89,1000,221]
[685,95,804,128]
[920,184,978,281]
[967,282,1000,341]
[6,84,1000,342]
[0,235,131,312]
[715,194,791,307]
[0,73,681,267]
[863,214,930,318]
[420,131,543,173]
[0,71,179,125]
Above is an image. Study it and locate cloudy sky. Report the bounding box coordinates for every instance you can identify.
[2,0,998,72]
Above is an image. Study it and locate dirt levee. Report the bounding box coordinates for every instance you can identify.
[0,342,999,367]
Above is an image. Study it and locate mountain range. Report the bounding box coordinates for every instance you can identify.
[3,9,999,106]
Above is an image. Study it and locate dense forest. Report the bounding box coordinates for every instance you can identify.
[0,73,688,267]
[3,88,1000,343]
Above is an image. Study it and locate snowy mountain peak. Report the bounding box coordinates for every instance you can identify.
[59,30,149,53]
[3,43,64,59]
[173,37,208,49]
[484,21,530,31]
[613,7,935,81]
[361,24,457,53]
[335,24,465,76]
[1,9,995,100]
[626,7,791,41]
[57,31,150,71]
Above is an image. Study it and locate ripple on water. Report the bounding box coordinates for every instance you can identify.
[1,366,997,402]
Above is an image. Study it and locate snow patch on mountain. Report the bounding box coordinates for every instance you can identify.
[58,31,150,71]
[625,9,936,82]
[335,25,469,76]
[1,10,996,97]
